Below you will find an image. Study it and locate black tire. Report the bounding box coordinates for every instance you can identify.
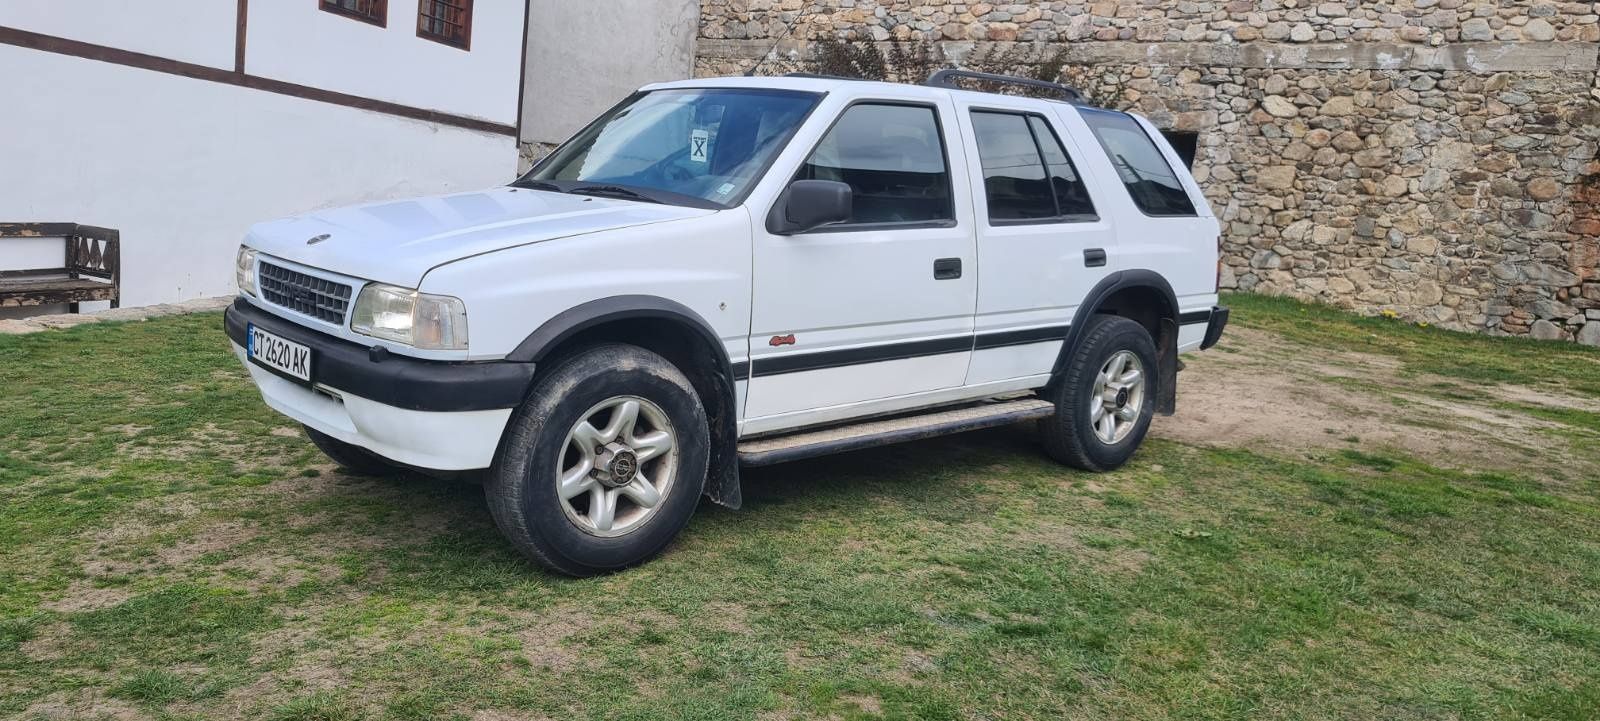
[305,426,402,477]
[487,343,709,577]
[1038,314,1158,472]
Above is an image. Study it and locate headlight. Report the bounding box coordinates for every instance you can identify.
[235,247,258,296]
[350,283,469,350]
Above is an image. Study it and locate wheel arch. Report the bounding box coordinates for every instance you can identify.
[1053,270,1181,415]
[508,296,743,509]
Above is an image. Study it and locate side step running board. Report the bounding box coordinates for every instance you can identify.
[737,398,1056,467]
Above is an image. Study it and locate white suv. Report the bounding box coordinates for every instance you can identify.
[227,71,1228,575]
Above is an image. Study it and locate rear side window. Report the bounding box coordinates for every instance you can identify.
[970,111,1096,224]
[1079,109,1197,217]
[1029,117,1097,217]
[795,103,954,227]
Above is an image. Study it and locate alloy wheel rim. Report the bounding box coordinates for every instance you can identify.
[1089,350,1145,445]
[556,396,677,537]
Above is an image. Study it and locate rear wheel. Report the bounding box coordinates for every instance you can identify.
[1038,315,1157,472]
[487,343,709,577]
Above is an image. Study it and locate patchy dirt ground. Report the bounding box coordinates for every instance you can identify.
[1156,326,1600,482]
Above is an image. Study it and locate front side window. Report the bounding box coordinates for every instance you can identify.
[524,88,821,209]
[1079,108,1197,217]
[794,103,954,227]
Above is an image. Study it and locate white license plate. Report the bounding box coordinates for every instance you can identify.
[248,324,313,382]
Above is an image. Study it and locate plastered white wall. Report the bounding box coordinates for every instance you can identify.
[0,47,518,308]
[0,236,65,270]
[248,0,524,125]
[0,0,236,68]
[521,0,698,144]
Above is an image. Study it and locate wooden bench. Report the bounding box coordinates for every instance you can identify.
[0,223,121,313]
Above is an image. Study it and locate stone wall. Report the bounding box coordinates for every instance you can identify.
[696,1,1600,344]
[517,141,559,175]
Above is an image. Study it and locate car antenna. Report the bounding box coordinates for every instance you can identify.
[744,7,808,77]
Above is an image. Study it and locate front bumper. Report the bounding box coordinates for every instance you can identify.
[224,299,535,470]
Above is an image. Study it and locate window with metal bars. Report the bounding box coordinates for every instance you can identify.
[417,0,472,50]
[320,0,387,27]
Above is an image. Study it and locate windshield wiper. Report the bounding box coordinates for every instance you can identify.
[567,184,663,204]
[510,179,565,193]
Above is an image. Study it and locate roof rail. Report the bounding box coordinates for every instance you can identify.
[783,72,872,82]
[925,70,1087,104]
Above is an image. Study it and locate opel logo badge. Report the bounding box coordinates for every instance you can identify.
[306,234,331,245]
[610,452,638,486]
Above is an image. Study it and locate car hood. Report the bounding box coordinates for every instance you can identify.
[245,187,714,288]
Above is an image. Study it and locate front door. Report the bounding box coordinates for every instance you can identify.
[743,98,978,431]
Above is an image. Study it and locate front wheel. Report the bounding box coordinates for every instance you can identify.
[487,343,709,577]
[1038,315,1157,472]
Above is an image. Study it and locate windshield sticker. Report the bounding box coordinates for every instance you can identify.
[716,182,736,198]
[690,129,710,164]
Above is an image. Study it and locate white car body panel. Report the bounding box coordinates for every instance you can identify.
[232,74,1225,469]
[419,207,752,363]
[246,187,711,289]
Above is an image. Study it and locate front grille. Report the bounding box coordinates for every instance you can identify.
[258,262,353,324]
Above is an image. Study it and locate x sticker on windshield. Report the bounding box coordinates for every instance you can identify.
[690,129,709,163]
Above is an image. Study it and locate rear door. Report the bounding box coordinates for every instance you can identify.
[950,97,1118,385]
[743,96,978,431]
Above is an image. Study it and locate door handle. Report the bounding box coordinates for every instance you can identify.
[933,257,962,280]
[1084,248,1107,268]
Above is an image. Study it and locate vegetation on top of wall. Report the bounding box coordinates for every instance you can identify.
[806,39,1080,101]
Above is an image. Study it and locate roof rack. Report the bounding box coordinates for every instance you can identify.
[783,72,872,82]
[925,70,1087,104]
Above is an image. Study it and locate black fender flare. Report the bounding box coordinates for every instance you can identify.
[1051,270,1180,415]
[508,295,744,510]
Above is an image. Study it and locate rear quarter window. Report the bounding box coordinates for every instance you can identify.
[1078,108,1198,217]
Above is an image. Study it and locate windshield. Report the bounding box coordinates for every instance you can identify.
[520,88,822,208]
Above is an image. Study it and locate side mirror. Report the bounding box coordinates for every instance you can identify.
[768,180,853,235]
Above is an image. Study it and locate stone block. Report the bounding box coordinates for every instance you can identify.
[1320,96,1357,116]
[1527,178,1562,201]
[1262,96,1299,118]
[1530,319,1565,340]
[1259,166,1298,190]
[1579,322,1600,347]
[1461,18,1493,41]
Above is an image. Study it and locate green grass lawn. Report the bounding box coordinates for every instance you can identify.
[2,295,1599,720]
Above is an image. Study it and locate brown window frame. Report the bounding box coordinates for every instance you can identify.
[416,0,473,51]
[319,0,388,27]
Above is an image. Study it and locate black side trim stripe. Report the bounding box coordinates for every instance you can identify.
[749,325,1071,379]
[973,324,1070,350]
[753,336,972,376]
[1178,310,1213,325]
